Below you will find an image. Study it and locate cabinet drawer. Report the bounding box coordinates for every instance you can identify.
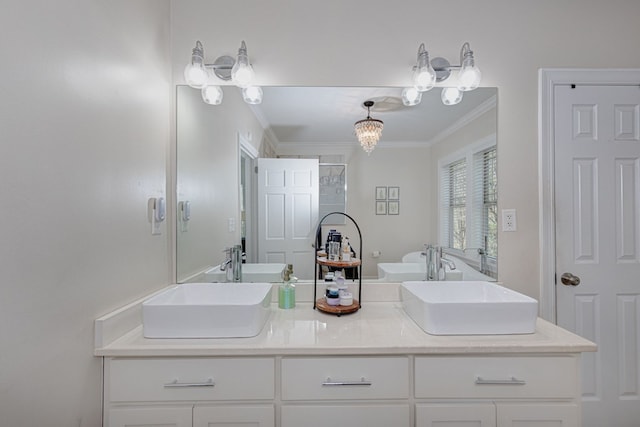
[281,356,409,400]
[281,404,410,427]
[108,357,275,402]
[415,356,578,399]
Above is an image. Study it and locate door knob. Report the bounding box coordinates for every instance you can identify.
[560,272,581,286]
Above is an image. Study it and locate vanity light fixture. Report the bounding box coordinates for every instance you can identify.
[184,40,262,105]
[354,100,384,155]
[403,42,481,106]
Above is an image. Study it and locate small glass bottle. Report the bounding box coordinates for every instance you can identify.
[342,237,351,261]
[278,264,296,309]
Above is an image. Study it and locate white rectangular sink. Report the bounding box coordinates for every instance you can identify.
[377,263,462,281]
[400,281,538,335]
[204,263,286,283]
[142,283,273,338]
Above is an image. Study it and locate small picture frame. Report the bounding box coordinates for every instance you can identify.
[388,201,400,215]
[375,186,387,200]
[376,200,387,215]
[388,186,400,201]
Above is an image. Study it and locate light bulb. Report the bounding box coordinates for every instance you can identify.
[184,41,208,88]
[457,43,481,91]
[402,87,422,106]
[412,43,436,92]
[201,85,223,105]
[242,86,263,104]
[441,87,463,106]
[231,41,255,88]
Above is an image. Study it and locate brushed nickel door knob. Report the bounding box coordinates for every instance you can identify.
[561,272,581,286]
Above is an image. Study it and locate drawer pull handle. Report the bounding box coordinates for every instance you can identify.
[322,377,372,387]
[164,378,215,388]
[475,376,526,385]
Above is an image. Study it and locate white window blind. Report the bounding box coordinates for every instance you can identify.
[472,146,497,258]
[439,144,497,270]
[441,159,467,250]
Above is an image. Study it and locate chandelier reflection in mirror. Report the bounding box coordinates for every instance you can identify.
[354,100,384,155]
[402,42,481,107]
[184,40,262,105]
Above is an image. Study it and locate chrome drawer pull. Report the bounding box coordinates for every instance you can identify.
[322,377,372,387]
[164,378,215,388]
[475,376,526,385]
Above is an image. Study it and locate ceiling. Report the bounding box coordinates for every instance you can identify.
[246,86,497,148]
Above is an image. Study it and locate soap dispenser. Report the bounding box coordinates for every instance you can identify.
[278,264,296,309]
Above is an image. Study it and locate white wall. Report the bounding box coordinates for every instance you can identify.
[346,146,433,277]
[0,1,171,426]
[170,0,640,298]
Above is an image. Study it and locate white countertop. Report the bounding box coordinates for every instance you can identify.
[95,301,597,357]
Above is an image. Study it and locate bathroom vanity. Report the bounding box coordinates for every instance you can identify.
[95,284,596,427]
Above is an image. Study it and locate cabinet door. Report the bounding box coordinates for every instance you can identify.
[193,405,274,427]
[416,403,496,427]
[108,406,192,427]
[281,404,410,427]
[497,403,578,427]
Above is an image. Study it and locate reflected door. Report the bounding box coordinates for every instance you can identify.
[257,158,319,280]
[554,84,640,427]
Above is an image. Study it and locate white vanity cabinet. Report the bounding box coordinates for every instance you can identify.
[96,300,595,427]
[414,355,581,427]
[104,357,275,427]
[280,356,411,427]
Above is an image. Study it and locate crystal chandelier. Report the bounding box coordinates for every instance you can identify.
[354,100,384,155]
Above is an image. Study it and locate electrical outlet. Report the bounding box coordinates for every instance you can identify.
[502,209,517,232]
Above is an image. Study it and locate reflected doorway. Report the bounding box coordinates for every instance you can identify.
[239,135,258,263]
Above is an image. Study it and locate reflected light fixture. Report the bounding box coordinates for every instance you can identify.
[441,87,463,106]
[242,86,263,104]
[401,87,422,106]
[184,40,262,105]
[354,100,384,155]
[403,42,481,106]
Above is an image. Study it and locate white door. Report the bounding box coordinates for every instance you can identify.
[554,84,640,427]
[257,158,319,280]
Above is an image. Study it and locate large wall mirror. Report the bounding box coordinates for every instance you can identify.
[176,85,497,283]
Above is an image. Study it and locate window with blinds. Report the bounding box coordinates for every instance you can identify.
[447,159,467,250]
[472,146,497,258]
[440,145,497,264]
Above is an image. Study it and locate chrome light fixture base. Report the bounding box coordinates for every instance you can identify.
[431,57,452,82]
[211,55,235,81]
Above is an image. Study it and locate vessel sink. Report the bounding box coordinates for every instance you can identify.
[204,263,286,283]
[400,281,538,335]
[377,262,462,281]
[142,282,273,338]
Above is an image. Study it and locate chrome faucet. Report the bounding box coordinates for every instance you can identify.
[220,245,243,282]
[422,244,457,281]
[463,247,488,275]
